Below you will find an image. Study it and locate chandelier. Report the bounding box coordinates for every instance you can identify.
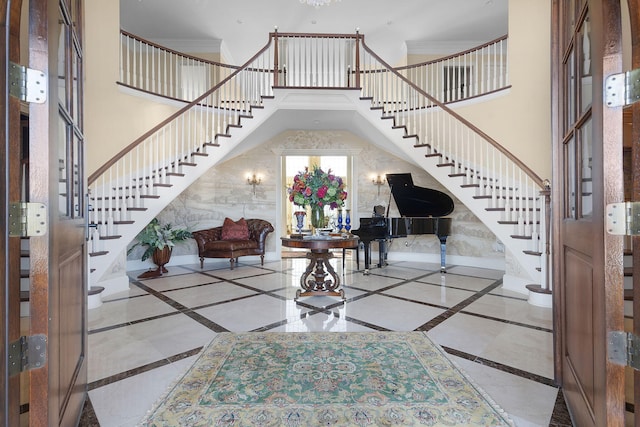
[300,0,341,7]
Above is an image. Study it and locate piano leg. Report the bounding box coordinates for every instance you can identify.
[439,235,447,273]
[362,241,372,275]
[377,239,386,268]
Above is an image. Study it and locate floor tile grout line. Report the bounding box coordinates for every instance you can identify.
[415,279,504,332]
[132,280,229,332]
[87,347,203,391]
[442,345,557,387]
[457,309,553,333]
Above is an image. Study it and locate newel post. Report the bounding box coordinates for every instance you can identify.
[273,27,279,87]
[355,29,361,88]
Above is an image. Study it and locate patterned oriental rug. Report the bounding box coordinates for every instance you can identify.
[139,332,514,426]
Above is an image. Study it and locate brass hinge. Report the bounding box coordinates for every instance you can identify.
[606,202,640,235]
[8,335,47,377]
[605,68,640,108]
[8,202,47,237]
[8,62,47,104]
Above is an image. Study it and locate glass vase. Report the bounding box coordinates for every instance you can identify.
[310,205,325,231]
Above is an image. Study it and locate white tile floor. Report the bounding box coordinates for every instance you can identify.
[86,258,563,426]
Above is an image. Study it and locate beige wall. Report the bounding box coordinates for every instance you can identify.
[84,0,180,176]
[405,0,552,181]
[451,0,552,180]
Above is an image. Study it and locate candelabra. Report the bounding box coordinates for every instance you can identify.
[247,174,261,195]
[372,175,385,195]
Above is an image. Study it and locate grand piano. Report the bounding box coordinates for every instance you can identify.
[351,173,454,273]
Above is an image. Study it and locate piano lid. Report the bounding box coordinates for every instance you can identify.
[385,173,454,217]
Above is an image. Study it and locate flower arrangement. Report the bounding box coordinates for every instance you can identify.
[288,166,347,209]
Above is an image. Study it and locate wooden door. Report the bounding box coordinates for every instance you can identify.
[1,1,27,426]
[629,0,640,424]
[26,0,88,425]
[553,0,626,426]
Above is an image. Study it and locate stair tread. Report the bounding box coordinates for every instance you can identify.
[89,251,109,257]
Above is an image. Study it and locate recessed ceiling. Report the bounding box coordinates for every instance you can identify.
[120,0,508,64]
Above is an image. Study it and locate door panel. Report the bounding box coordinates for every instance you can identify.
[2,1,26,426]
[26,0,88,425]
[554,0,625,426]
[564,248,595,415]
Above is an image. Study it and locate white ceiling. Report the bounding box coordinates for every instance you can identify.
[120,0,508,65]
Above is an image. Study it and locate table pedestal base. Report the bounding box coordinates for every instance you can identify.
[295,250,345,301]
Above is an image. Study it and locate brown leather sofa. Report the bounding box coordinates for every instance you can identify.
[192,219,274,269]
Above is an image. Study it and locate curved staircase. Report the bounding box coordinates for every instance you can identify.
[88,31,551,305]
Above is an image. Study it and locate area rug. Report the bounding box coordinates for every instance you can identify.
[139,332,514,426]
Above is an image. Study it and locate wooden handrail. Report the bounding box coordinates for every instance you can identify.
[395,34,509,71]
[89,36,274,184]
[359,37,544,188]
[120,30,239,72]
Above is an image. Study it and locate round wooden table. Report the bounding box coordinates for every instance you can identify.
[281,235,359,301]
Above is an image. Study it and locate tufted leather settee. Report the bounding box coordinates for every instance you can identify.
[192,219,274,270]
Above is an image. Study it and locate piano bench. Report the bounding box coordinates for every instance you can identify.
[342,243,360,270]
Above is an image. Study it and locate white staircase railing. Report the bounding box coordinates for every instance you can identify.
[396,35,509,104]
[91,31,548,293]
[357,35,549,290]
[119,30,241,101]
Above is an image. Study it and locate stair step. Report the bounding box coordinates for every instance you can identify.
[413,143,432,149]
[486,207,540,212]
[449,173,466,177]
[20,250,29,257]
[20,269,29,278]
[20,290,29,302]
[625,267,633,276]
[511,234,532,240]
[437,162,455,167]
[625,289,633,301]
[425,153,442,159]
[89,251,108,257]
[178,161,197,167]
[523,250,542,256]
[141,194,160,199]
[153,183,172,188]
[100,235,122,240]
[191,152,208,157]
[460,184,480,188]
[203,143,219,148]
[497,220,541,225]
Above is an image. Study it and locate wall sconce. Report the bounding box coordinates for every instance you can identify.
[372,174,385,195]
[247,174,262,195]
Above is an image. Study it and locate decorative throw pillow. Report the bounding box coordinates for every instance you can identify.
[221,217,249,240]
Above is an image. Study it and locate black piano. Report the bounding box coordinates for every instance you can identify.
[351,173,454,273]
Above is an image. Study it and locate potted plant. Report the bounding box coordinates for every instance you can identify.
[129,218,192,278]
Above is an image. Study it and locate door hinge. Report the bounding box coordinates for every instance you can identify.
[8,335,47,377]
[605,68,640,108]
[606,202,640,235]
[8,202,47,237]
[8,62,47,104]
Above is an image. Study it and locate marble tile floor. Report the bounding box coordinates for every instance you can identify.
[83,258,572,426]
